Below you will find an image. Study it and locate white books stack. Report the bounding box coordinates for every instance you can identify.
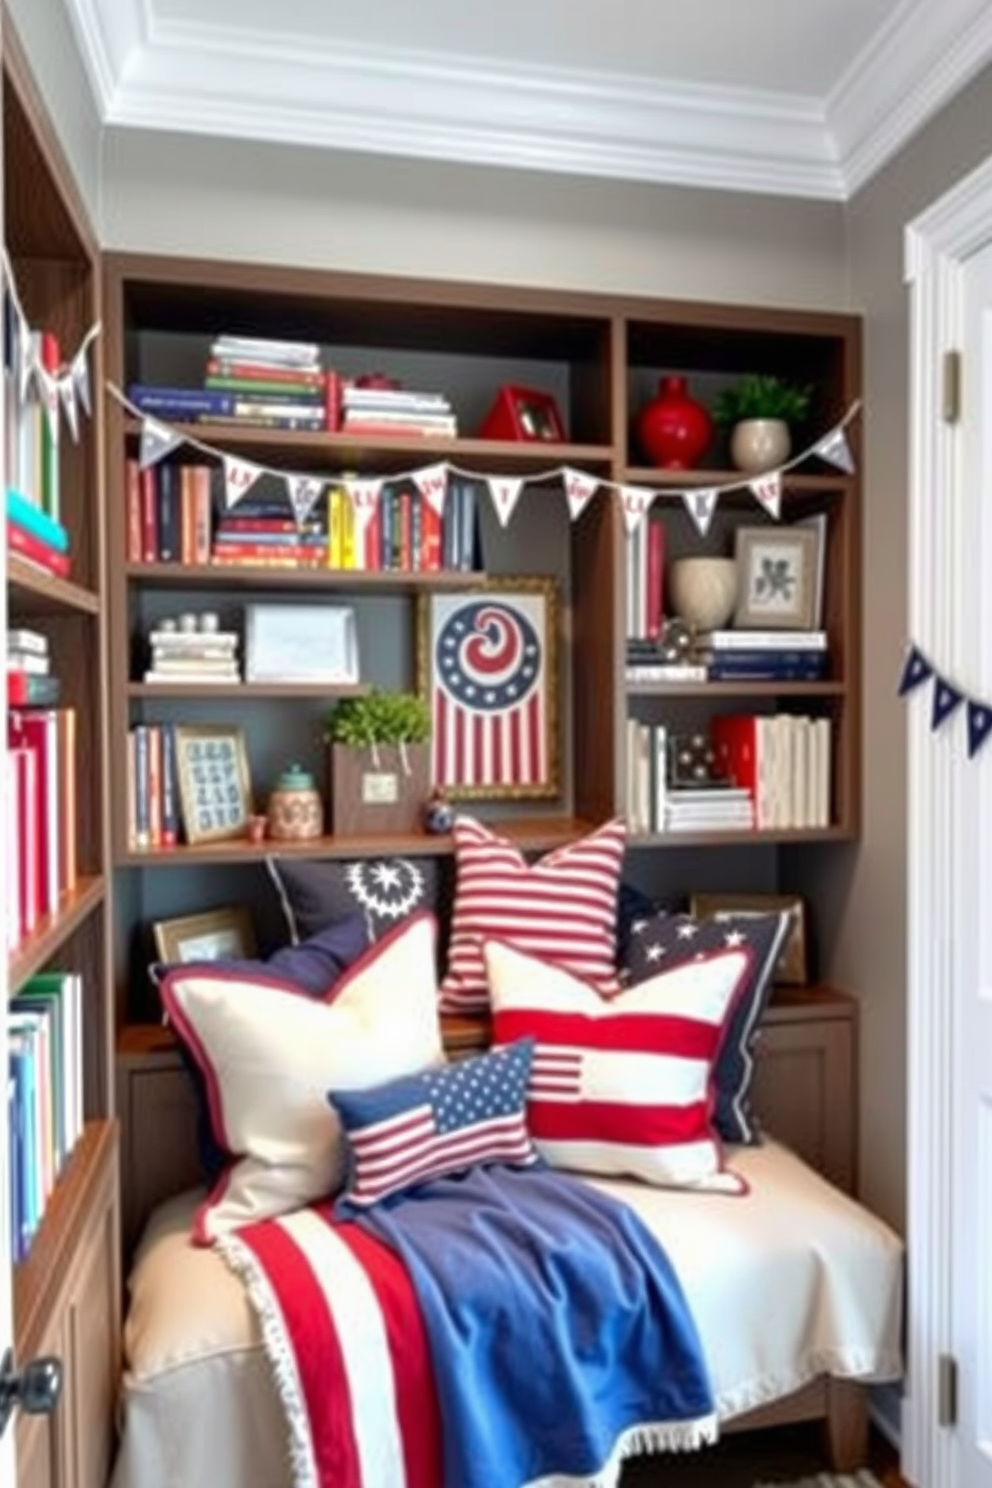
[664,787,754,833]
[143,627,241,685]
[340,384,458,437]
[210,335,323,373]
[756,714,831,829]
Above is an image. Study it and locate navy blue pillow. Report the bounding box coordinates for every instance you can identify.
[621,909,790,1145]
[614,880,657,965]
[153,912,370,1182]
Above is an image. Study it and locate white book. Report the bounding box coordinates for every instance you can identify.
[791,715,809,830]
[653,724,668,834]
[6,752,21,950]
[700,629,828,651]
[815,716,832,826]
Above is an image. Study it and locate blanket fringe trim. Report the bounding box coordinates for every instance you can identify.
[215,1233,318,1488]
[526,1413,718,1488]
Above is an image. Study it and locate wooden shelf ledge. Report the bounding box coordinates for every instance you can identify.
[9,555,100,616]
[8,875,106,998]
[124,563,489,592]
[625,681,845,698]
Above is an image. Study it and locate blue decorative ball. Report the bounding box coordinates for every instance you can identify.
[423,795,455,835]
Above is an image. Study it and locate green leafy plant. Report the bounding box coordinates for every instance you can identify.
[713,374,814,430]
[325,689,432,747]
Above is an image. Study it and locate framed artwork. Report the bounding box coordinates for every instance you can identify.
[417,576,559,801]
[689,891,808,984]
[174,724,253,843]
[733,525,821,630]
[245,602,360,684]
[479,384,566,443]
[153,905,258,965]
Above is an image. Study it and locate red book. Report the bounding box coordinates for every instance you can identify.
[10,711,61,916]
[9,745,38,937]
[140,468,159,562]
[324,370,342,433]
[8,521,72,579]
[125,458,143,563]
[710,714,773,828]
[206,360,324,387]
[646,519,664,639]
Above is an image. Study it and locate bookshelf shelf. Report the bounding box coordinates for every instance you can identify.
[627,825,853,849]
[625,680,846,698]
[124,562,489,593]
[13,1119,117,1361]
[8,875,106,999]
[622,468,853,493]
[127,681,371,700]
[115,815,596,868]
[9,555,101,616]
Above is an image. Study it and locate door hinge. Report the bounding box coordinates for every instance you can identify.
[942,350,962,424]
[937,1352,958,1427]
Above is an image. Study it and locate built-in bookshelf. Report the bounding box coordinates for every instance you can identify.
[3,22,119,1488]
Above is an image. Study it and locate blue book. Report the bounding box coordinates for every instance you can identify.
[6,487,69,553]
[127,384,236,418]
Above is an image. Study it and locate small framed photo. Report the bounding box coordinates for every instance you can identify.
[689,891,808,984]
[480,384,566,443]
[417,575,559,801]
[245,602,359,684]
[733,525,821,630]
[174,724,253,843]
[153,906,258,965]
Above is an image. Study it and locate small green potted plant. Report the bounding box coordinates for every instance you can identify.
[713,373,814,474]
[324,689,432,834]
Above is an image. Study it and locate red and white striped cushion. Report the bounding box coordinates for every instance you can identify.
[485,938,751,1192]
[438,815,627,1014]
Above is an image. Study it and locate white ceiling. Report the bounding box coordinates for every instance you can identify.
[64,0,992,200]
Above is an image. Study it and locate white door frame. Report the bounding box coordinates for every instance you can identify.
[903,152,992,1488]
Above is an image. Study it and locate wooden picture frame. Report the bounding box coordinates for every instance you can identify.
[689,891,808,984]
[174,723,253,843]
[245,602,360,684]
[733,524,821,630]
[417,576,560,801]
[152,906,258,965]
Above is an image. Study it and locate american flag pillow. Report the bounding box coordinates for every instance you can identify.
[330,1040,540,1210]
[439,815,627,1014]
[485,939,752,1192]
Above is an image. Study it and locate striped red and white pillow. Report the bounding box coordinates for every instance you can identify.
[438,815,627,1014]
[485,938,752,1192]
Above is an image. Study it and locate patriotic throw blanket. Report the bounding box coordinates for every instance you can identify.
[219,1165,716,1488]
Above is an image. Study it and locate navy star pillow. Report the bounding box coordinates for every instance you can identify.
[621,908,790,1145]
[267,853,450,953]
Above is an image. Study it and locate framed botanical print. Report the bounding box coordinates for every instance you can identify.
[733,525,822,630]
[174,724,253,843]
[417,576,559,801]
[153,905,257,965]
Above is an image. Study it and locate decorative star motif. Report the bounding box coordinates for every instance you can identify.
[723,929,747,948]
[631,918,649,936]
[676,923,699,940]
[645,943,664,962]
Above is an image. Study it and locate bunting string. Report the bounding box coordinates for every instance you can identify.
[899,643,992,760]
[2,247,100,445]
[106,380,861,536]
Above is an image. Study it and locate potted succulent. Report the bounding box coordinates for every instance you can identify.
[714,373,813,474]
[324,689,432,834]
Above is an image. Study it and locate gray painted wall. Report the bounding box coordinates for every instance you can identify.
[6,0,101,226]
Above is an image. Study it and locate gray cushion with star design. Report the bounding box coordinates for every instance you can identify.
[267,853,450,960]
[621,908,791,1145]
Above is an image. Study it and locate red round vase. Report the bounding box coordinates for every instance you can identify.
[636,375,713,469]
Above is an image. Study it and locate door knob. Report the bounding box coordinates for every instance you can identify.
[0,1348,63,1439]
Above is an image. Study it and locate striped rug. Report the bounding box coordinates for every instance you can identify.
[753,1473,884,1488]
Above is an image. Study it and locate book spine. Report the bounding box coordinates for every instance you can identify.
[5,487,69,552]
[160,723,178,847]
[7,521,71,578]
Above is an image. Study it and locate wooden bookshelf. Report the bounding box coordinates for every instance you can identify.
[8,556,101,616]
[8,876,106,996]
[625,680,846,698]
[124,562,490,592]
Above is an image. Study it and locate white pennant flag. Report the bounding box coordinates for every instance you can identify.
[285,474,325,527]
[139,416,183,469]
[487,476,525,528]
[59,374,80,443]
[619,485,654,536]
[72,346,92,418]
[749,471,782,520]
[562,468,599,522]
[814,425,855,473]
[412,462,448,518]
[344,478,383,562]
[36,366,60,446]
[682,488,719,537]
[18,324,35,404]
[223,455,264,510]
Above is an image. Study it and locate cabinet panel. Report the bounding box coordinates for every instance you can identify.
[66,1189,120,1488]
[752,1017,855,1193]
[15,1310,68,1488]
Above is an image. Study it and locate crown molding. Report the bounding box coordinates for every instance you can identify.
[61,0,992,202]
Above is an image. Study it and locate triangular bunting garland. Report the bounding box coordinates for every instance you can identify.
[619,485,654,536]
[682,488,718,538]
[749,472,782,520]
[223,455,264,510]
[487,476,524,528]
[73,346,92,418]
[59,374,80,443]
[139,416,184,469]
[18,328,34,405]
[412,463,448,518]
[930,678,964,733]
[814,426,855,474]
[563,468,599,522]
[967,700,992,759]
[36,367,60,445]
[898,645,933,696]
[284,474,325,528]
[344,478,383,554]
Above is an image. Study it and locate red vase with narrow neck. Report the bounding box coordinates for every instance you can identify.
[636,375,713,469]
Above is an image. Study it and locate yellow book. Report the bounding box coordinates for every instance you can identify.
[328,486,343,568]
[341,489,356,569]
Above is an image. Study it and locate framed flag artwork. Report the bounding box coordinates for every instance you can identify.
[417,576,559,800]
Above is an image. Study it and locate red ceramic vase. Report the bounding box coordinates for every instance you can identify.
[636,375,713,469]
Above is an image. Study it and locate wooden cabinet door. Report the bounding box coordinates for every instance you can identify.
[752,1015,856,1192]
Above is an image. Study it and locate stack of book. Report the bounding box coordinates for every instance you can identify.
[339,382,457,439]
[625,636,706,684]
[128,334,327,432]
[7,705,78,943]
[143,623,241,685]
[663,785,754,833]
[6,486,71,581]
[711,713,832,829]
[697,629,829,681]
[211,491,327,569]
[8,626,59,708]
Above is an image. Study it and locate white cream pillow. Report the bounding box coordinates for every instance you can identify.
[159,912,444,1244]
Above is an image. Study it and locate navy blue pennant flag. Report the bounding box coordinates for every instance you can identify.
[899,645,933,695]
[967,700,992,759]
[931,678,964,732]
